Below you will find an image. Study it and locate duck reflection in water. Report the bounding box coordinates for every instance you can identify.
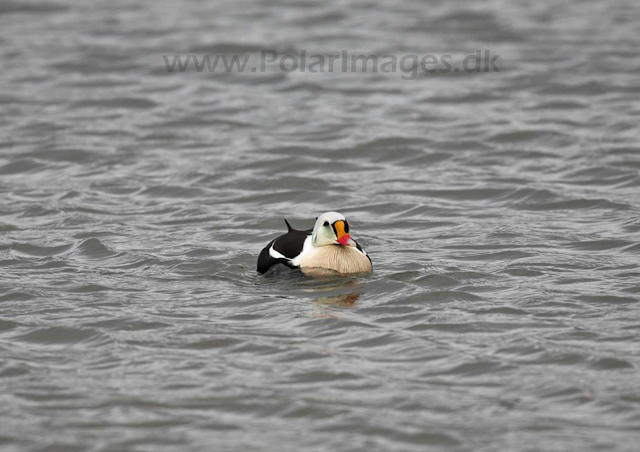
[314,291,360,307]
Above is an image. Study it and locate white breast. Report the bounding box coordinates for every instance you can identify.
[297,244,372,275]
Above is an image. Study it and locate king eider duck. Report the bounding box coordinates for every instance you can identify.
[257,212,372,276]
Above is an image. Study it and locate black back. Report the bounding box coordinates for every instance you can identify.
[257,219,312,274]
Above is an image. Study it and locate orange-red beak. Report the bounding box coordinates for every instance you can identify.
[334,220,356,247]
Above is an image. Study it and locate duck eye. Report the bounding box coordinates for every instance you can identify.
[323,221,329,226]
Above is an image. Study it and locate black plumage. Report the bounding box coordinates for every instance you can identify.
[256,219,311,274]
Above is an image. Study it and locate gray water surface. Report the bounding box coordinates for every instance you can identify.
[1,1,640,451]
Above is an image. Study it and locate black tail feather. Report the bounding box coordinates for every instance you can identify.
[284,218,293,232]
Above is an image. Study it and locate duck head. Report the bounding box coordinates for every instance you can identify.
[312,211,356,248]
